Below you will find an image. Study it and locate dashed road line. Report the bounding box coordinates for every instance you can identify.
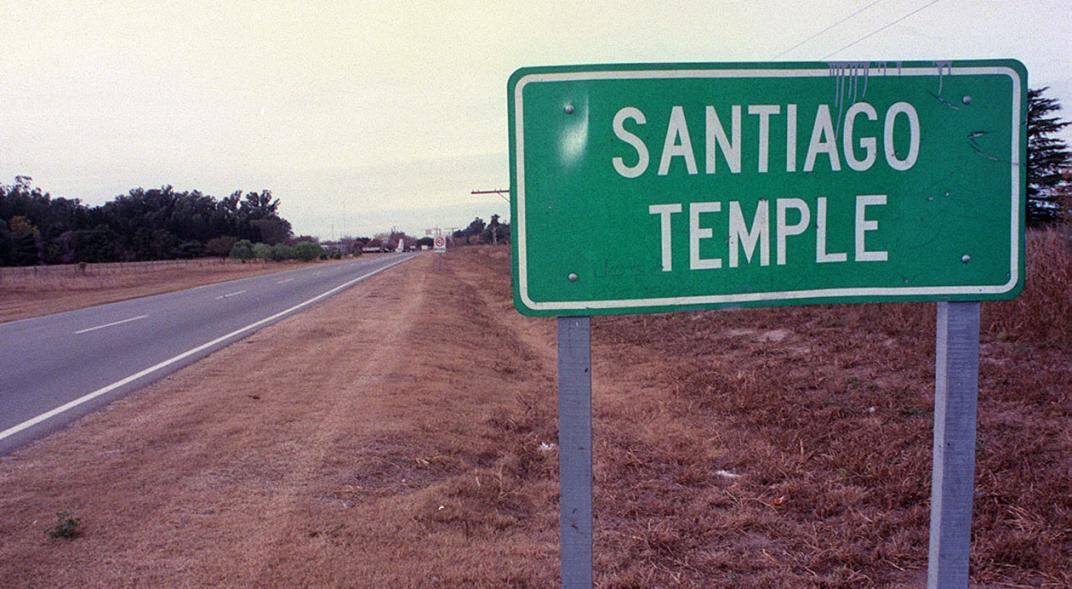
[74,315,149,335]
[215,290,247,300]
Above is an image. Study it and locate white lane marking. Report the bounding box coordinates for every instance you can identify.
[74,315,149,335]
[214,290,247,300]
[0,257,375,332]
[277,278,294,284]
[0,255,415,444]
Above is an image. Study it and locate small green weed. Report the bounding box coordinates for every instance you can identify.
[45,512,81,539]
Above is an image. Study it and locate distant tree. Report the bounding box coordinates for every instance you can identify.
[149,228,179,259]
[240,190,280,220]
[339,236,363,255]
[206,236,237,257]
[293,240,322,262]
[1027,87,1072,224]
[217,191,242,237]
[288,234,319,246]
[415,236,434,248]
[176,240,205,258]
[463,217,486,245]
[229,239,255,260]
[8,215,40,265]
[0,219,12,265]
[345,236,369,255]
[482,214,508,245]
[60,225,118,263]
[250,218,292,245]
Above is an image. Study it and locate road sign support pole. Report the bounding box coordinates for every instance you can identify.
[557,316,593,589]
[927,301,981,589]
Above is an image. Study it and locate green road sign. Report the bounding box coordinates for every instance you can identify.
[508,60,1027,316]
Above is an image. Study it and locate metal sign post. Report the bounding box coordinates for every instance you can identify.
[928,301,981,588]
[557,316,593,588]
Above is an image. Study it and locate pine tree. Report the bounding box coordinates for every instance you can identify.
[1027,87,1072,225]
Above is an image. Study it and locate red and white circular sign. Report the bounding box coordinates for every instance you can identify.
[433,236,446,249]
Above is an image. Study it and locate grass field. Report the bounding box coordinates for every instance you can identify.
[472,229,1070,587]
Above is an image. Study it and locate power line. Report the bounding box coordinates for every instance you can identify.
[821,0,941,59]
[471,188,510,203]
[774,0,887,58]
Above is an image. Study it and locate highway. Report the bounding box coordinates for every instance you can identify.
[0,253,414,455]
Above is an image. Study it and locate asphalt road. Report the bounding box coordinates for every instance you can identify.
[0,253,414,455]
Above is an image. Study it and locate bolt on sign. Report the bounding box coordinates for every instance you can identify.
[509,60,1027,316]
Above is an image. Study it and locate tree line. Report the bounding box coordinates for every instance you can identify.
[451,214,510,245]
[0,182,293,266]
[0,173,511,267]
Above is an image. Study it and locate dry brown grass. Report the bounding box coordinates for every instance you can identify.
[464,230,1069,587]
[986,227,1072,346]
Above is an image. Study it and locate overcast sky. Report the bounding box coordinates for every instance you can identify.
[1,1,1069,238]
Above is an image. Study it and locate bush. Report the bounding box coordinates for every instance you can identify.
[271,243,294,261]
[176,240,205,258]
[45,512,81,539]
[293,240,322,262]
[252,242,273,260]
[229,239,255,260]
[206,236,237,257]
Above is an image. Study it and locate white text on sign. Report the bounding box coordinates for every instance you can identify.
[612,102,920,177]
[648,195,888,272]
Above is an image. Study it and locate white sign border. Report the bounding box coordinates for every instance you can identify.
[513,66,1023,312]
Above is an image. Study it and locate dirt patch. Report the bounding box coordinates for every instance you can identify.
[0,257,347,323]
[0,245,1068,588]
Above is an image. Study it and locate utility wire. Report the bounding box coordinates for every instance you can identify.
[774,0,887,58]
[821,0,941,59]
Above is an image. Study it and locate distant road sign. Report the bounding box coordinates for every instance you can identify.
[434,235,446,252]
[509,60,1026,316]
